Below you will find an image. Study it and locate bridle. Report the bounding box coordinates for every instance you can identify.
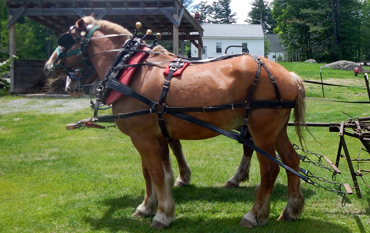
[50,24,100,73]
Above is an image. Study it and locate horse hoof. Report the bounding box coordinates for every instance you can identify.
[239,218,255,228]
[254,182,261,192]
[224,181,239,188]
[150,220,169,229]
[277,213,296,222]
[175,180,189,187]
[132,210,152,218]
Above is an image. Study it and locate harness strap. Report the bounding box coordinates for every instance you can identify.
[253,55,282,101]
[169,111,311,183]
[240,55,263,142]
[157,58,185,141]
[93,108,157,122]
[239,55,286,143]
[105,78,157,107]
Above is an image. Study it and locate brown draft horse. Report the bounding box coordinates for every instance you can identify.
[45,16,306,229]
[64,52,254,189]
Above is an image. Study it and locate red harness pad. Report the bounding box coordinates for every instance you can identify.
[163,59,190,76]
[105,46,150,106]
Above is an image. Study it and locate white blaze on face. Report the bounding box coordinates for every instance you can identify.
[65,76,72,93]
[65,76,85,98]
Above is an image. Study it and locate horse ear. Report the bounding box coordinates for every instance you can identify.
[76,19,86,30]
[91,13,96,18]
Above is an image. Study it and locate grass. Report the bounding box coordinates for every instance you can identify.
[0,63,370,232]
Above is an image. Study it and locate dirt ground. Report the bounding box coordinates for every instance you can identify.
[0,95,91,115]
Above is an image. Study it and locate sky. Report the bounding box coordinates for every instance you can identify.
[193,0,270,24]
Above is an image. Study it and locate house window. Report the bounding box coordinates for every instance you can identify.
[216,42,222,53]
[242,43,248,53]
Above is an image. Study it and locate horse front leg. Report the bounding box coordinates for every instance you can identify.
[275,127,304,221]
[131,135,175,229]
[169,140,191,186]
[225,144,254,188]
[133,161,157,217]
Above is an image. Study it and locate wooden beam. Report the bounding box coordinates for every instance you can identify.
[198,42,202,59]
[137,16,161,34]
[173,14,178,55]
[190,40,198,48]
[160,7,181,27]
[73,8,86,18]
[96,7,112,19]
[6,7,26,28]
[7,7,177,16]
[8,15,16,93]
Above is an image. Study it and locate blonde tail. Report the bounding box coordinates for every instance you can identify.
[291,72,306,146]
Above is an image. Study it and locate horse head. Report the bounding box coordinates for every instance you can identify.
[44,17,98,79]
[65,65,99,98]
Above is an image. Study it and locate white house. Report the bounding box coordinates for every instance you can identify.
[191,23,264,59]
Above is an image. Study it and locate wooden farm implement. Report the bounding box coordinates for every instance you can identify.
[290,117,370,199]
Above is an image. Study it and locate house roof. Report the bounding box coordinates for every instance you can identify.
[265,34,284,53]
[201,23,264,39]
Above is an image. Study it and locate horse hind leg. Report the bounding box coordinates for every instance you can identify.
[225,144,254,188]
[240,111,286,228]
[169,140,191,186]
[240,141,279,228]
[275,127,304,221]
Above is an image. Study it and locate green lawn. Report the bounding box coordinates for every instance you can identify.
[0,63,369,232]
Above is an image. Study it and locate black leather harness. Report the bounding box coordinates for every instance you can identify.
[94,42,295,142]
[57,24,310,185]
[90,41,307,182]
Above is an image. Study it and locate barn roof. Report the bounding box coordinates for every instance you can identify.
[5,0,203,42]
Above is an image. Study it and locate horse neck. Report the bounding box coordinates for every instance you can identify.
[88,30,129,80]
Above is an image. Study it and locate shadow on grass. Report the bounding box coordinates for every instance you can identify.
[83,184,325,232]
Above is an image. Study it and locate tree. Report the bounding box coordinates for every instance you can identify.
[195,0,237,24]
[272,0,364,62]
[180,0,197,11]
[14,17,57,59]
[246,0,275,33]
[196,1,213,23]
[0,1,9,60]
[0,3,57,60]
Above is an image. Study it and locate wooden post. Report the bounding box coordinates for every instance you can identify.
[173,14,179,55]
[9,16,16,94]
[198,43,202,58]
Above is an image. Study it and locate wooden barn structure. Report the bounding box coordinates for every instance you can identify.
[5,0,203,93]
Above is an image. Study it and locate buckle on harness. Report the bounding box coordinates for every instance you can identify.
[169,58,184,71]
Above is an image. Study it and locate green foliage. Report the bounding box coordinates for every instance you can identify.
[264,35,271,57]
[0,7,57,60]
[246,0,276,33]
[15,17,57,59]
[196,0,237,24]
[0,56,17,92]
[0,55,16,74]
[272,0,365,63]
[0,1,9,60]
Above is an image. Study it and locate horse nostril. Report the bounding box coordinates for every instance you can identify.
[65,87,71,93]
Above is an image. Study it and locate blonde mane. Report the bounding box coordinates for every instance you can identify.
[82,16,132,39]
[81,16,175,56]
[153,45,175,56]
